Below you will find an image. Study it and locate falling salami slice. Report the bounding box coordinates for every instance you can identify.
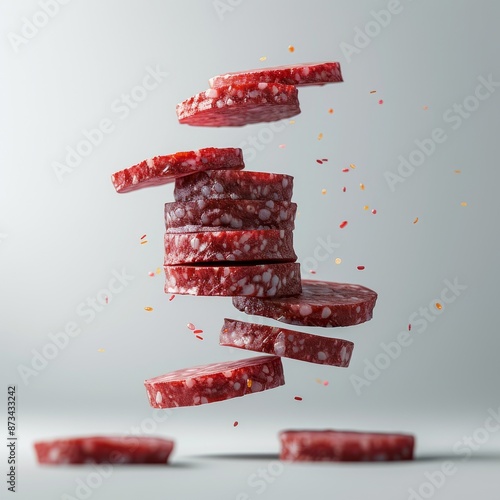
[165,199,297,233]
[164,229,296,265]
[279,430,415,462]
[176,82,300,127]
[145,355,285,408]
[34,436,174,464]
[174,170,294,202]
[209,62,343,88]
[164,262,301,297]
[220,319,353,367]
[232,280,378,327]
[111,147,244,193]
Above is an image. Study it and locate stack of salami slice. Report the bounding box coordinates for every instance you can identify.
[110,62,414,462]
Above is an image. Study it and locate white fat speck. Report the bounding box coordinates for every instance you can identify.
[248,90,260,98]
[199,242,208,252]
[233,382,241,390]
[243,244,251,252]
[190,237,200,250]
[237,90,243,98]
[201,213,210,224]
[223,370,233,378]
[156,391,163,404]
[272,85,279,95]
[317,351,327,361]
[292,346,299,353]
[265,200,274,208]
[258,209,271,221]
[282,178,289,187]
[214,182,224,193]
[287,334,294,341]
[239,233,251,244]
[224,267,230,276]
[321,307,332,318]
[262,365,270,374]
[216,100,224,108]
[220,213,231,224]
[185,378,195,388]
[340,346,348,363]
[246,204,256,214]
[227,254,236,261]
[242,284,255,295]
[262,271,272,283]
[271,275,279,287]
[267,286,277,296]
[230,218,243,228]
[216,252,223,260]
[294,72,300,81]
[48,447,60,461]
[274,331,286,356]
[356,305,361,313]
[201,186,211,197]
[279,210,287,220]
[302,66,310,76]
[226,98,234,105]
[251,381,263,392]
[258,82,268,90]
[200,397,208,404]
[299,304,312,316]
[146,158,154,168]
[197,199,206,209]
[174,207,185,218]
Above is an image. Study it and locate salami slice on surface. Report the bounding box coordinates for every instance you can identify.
[220,319,353,367]
[164,229,296,265]
[164,262,301,297]
[111,147,244,193]
[279,430,415,462]
[165,199,297,233]
[145,355,285,408]
[232,280,378,327]
[34,436,174,464]
[176,82,300,127]
[174,170,294,202]
[209,62,343,88]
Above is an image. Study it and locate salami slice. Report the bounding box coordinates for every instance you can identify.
[232,280,378,327]
[209,62,343,88]
[111,147,244,194]
[165,199,297,233]
[34,436,174,464]
[174,170,294,202]
[176,83,300,127]
[164,229,296,265]
[220,319,353,367]
[164,262,301,297]
[279,430,415,462]
[145,355,285,408]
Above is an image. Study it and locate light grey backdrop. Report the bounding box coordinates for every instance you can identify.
[1,0,499,499]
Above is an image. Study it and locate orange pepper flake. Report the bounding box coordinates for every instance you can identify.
[97,348,105,353]
[156,267,162,274]
[335,258,342,265]
[288,45,295,53]
[454,169,461,174]
[247,379,252,388]
[435,302,443,310]
[317,133,323,140]
[413,217,419,224]
[328,108,334,114]
[140,240,148,245]
[423,105,429,110]
[259,56,267,62]
[144,306,153,312]
[461,202,468,207]
[360,183,365,190]
[321,189,327,195]
[363,205,369,211]
[350,163,356,169]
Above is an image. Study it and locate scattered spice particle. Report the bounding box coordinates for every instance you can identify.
[360,183,365,190]
[105,296,109,304]
[436,302,443,310]
[335,258,342,264]
[413,217,419,224]
[461,202,468,207]
[371,209,377,215]
[423,105,429,110]
[363,205,369,211]
[193,329,203,334]
[195,335,203,341]
[342,168,349,173]
[233,421,239,427]
[140,240,148,245]
[339,220,348,229]
[322,158,328,162]
[259,56,267,62]
[148,271,155,277]
[289,120,295,124]
[156,267,162,274]
[321,189,327,195]
[323,381,329,386]
[169,294,175,301]
[342,186,346,192]
[278,144,286,148]
[140,234,147,240]
[316,159,323,164]
[370,90,377,94]
[187,323,195,330]
[294,396,303,401]
[408,324,412,331]
[97,348,105,353]
[357,265,365,271]
[328,108,334,114]
[454,169,461,174]
[288,45,295,53]
[315,378,322,384]
[309,270,317,275]
[350,163,356,169]
[247,379,252,388]
[317,133,323,140]
[144,306,153,312]
[378,99,384,105]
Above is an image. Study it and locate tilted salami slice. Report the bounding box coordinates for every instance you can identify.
[145,355,285,408]
[279,430,415,462]
[174,170,293,202]
[209,62,343,88]
[220,319,353,367]
[165,199,297,233]
[164,230,296,265]
[164,262,301,297]
[111,147,244,193]
[232,280,378,327]
[176,82,300,127]
[34,436,174,464]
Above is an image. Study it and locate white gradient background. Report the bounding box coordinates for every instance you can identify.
[1,0,499,498]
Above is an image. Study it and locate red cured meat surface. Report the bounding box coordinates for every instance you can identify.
[232,280,378,327]
[174,170,293,202]
[209,62,343,88]
[34,436,174,464]
[176,83,300,127]
[279,430,415,462]
[164,229,297,265]
[165,199,297,233]
[111,147,244,193]
[164,262,301,297]
[220,319,353,367]
[145,355,285,408]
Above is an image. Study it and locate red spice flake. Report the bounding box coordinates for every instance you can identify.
[322,158,328,162]
[339,220,348,229]
[148,271,155,277]
[195,335,204,341]
[187,323,196,330]
[316,159,323,164]
[193,329,203,334]
[342,186,346,192]
[278,144,286,149]
[371,209,377,215]
[294,396,303,401]
[408,324,412,331]
[233,421,239,427]
[357,265,365,271]
[342,168,349,173]
[423,105,429,110]
[105,296,109,304]
[323,380,329,386]
[309,270,317,275]
[378,99,384,105]
[140,234,147,240]
[168,294,175,301]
